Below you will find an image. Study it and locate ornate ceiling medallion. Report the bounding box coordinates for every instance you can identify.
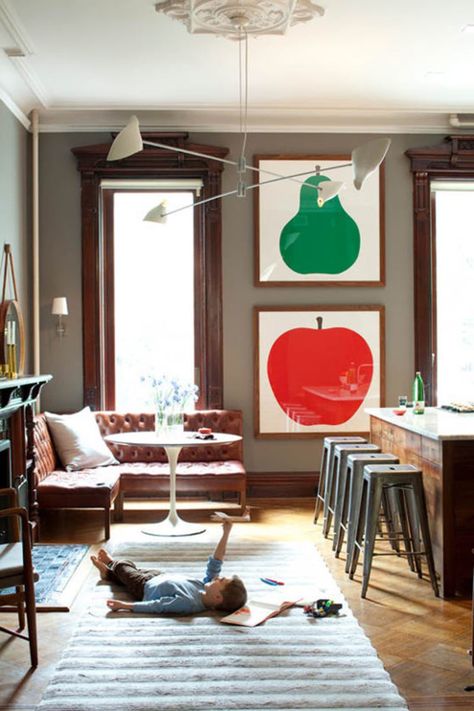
[154,0,325,38]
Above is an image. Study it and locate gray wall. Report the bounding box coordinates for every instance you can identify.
[0,101,31,371]
[38,130,443,471]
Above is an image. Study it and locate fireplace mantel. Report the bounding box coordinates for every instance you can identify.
[0,374,51,541]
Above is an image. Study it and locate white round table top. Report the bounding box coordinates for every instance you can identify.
[105,431,242,448]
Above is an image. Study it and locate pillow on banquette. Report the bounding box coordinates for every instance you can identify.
[44,406,118,471]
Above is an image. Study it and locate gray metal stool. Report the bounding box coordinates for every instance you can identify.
[338,452,400,568]
[331,443,381,551]
[313,436,366,525]
[323,441,373,539]
[348,463,439,598]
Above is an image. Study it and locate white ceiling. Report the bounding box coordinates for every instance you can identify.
[1,0,474,132]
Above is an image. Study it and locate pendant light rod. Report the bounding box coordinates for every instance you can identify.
[150,169,345,221]
[112,116,343,192]
[142,137,351,188]
[110,117,391,211]
[238,27,249,168]
[142,139,237,167]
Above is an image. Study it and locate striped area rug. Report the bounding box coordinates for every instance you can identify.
[37,539,408,710]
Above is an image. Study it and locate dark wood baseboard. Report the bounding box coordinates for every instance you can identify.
[116,471,319,501]
[247,471,318,498]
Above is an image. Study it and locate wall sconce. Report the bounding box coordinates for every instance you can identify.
[51,297,68,337]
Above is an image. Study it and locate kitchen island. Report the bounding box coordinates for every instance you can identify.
[366,407,474,598]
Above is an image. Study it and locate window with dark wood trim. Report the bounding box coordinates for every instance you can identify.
[72,133,228,411]
[406,135,474,404]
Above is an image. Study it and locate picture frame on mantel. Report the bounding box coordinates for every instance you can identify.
[254,305,385,438]
[254,155,385,286]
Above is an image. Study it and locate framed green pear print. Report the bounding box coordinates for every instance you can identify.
[254,305,385,438]
[254,154,385,286]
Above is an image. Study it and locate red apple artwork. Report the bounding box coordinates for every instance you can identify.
[267,316,373,426]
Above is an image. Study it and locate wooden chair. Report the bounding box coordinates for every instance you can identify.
[0,487,38,667]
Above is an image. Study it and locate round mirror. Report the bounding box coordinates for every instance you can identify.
[0,299,25,376]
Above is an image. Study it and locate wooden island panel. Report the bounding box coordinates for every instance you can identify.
[369,410,474,598]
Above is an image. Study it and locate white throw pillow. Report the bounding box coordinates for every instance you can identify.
[45,407,118,471]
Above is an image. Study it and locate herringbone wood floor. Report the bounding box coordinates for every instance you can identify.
[0,498,473,710]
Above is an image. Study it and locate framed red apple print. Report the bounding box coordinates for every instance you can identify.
[254,155,385,286]
[255,305,384,438]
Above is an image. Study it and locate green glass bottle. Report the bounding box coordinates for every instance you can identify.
[412,371,425,414]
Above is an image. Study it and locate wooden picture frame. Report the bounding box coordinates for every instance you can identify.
[254,305,385,438]
[254,154,385,286]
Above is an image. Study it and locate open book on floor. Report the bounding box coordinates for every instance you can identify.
[220,594,303,627]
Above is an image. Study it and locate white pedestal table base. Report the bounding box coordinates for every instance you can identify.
[141,442,206,537]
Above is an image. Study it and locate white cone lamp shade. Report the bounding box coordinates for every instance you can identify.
[51,297,68,316]
[317,180,344,206]
[107,115,143,161]
[351,138,391,190]
[143,201,168,224]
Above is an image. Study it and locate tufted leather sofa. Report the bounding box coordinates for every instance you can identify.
[33,410,246,540]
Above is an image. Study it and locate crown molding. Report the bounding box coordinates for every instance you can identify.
[0,84,30,129]
[7,55,49,107]
[34,107,457,134]
[0,0,34,56]
[0,0,49,107]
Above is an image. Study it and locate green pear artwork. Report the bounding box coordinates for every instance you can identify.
[279,174,360,274]
[256,157,383,285]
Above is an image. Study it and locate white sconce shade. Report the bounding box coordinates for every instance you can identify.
[352,138,391,190]
[107,115,143,161]
[51,297,68,337]
[143,201,168,224]
[51,297,68,316]
[317,180,344,206]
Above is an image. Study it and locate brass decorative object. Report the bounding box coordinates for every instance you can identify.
[0,244,25,378]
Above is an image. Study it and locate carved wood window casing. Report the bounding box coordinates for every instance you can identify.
[72,133,228,411]
[406,135,474,404]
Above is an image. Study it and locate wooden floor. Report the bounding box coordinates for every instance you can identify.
[0,498,473,710]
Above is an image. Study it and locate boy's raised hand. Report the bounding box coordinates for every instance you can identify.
[210,508,251,523]
[222,519,233,536]
[212,515,233,561]
[211,512,233,534]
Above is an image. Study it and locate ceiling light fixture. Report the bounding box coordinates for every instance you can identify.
[107,1,391,222]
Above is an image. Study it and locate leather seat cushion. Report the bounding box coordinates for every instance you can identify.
[37,466,121,507]
[37,460,244,508]
[117,460,246,479]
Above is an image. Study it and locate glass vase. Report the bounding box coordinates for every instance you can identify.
[166,408,184,434]
[155,409,168,437]
[155,408,184,437]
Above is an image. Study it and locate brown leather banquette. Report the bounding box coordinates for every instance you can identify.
[33,410,246,539]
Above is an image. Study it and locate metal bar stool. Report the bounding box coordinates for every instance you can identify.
[331,443,381,551]
[313,436,366,525]
[348,463,439,598]
[322,441,374,539]
[338,452,400,569]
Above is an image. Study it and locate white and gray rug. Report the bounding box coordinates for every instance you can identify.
[37,539,407,710]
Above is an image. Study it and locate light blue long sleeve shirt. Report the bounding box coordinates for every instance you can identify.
[132,556,222,615]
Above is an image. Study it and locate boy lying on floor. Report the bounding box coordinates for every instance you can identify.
[91,519,247,615]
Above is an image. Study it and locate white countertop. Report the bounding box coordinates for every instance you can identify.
[366,407,474,441]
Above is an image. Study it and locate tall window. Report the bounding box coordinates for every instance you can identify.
[433,183,474,404]
[72,134,227,411]
[407,135,474,405]
[108,188,195,410]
